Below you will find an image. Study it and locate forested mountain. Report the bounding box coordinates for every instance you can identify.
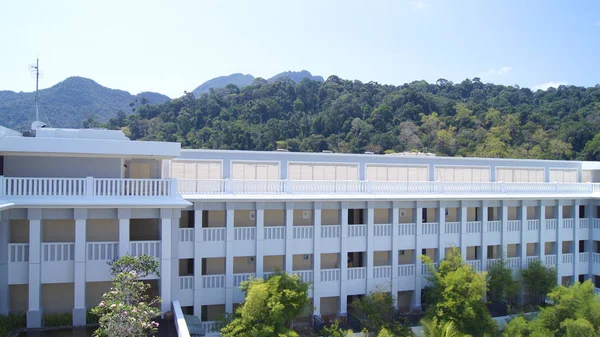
[191,70,323,96]
[0,77,170,129]
[103,75,600,161]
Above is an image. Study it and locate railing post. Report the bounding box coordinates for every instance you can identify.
[86,176,94,196]
[0,176,4,196]
[555,181,559,193]
[285,179,291,194]
[500,181,505,194]
[366,180,372,194]
[225,179,233,194]
[169,178,178,196]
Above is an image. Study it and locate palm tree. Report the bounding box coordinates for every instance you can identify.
[421,319,472,337]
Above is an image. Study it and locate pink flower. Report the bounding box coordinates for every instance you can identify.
[132,308,137,313]
[123,311,127,315]
[99,302,105,307]
[110,304,116,309]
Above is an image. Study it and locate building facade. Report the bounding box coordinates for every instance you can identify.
[1,125,600,333]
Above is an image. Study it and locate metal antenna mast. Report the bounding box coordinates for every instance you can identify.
[28,58,42,121]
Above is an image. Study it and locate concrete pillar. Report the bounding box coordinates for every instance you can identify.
[255,205,264,279]
[118,208,131,257]
[73,209,87,325]
[411,206,422,311]
[339,203,348,317]
[285,204,294,274]
[481,204,488,270]
[160,209,173,314]
[313,203,322,316]
[460,204,467,259]
[0,212,9,315]
[587,204,594,280]
[27,208,42,328]
[366,203,375,293]
[520,204,527,268]
[390,204,399,307]
[557,202,563,285]
[193,207,203,318]
[225,206,234,313]
[573,201,580,279]
[539,204,546,263]
[437,204,445,262]
[500,204,508,258]
[170,211,181,313]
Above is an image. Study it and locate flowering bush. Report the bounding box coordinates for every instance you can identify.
[91,255,161,337]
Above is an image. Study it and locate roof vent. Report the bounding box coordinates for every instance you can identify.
[364,151,374,155]
[322,150,333,153]
[276,148,289,152]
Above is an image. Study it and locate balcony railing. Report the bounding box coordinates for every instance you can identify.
[1,176,177,197]
[177,179,600,196]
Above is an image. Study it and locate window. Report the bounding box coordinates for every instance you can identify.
[171,161,221,180]
[288,163,358,180]
[549,169,577,183]
[583,170,591,183]
[496,168,544,182]
[232,162,279,180]
[366,165,428,181]
[435,167,490,182]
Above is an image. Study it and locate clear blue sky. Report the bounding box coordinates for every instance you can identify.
[1,0,599,98]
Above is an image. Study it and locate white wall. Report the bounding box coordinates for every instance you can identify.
[4,156,122,178]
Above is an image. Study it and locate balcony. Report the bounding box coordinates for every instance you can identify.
[177,179,600,197]
[1,176,178,198]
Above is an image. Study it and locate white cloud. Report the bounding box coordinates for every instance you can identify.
[486,66,512,75]
[412,1,428,10]
[531,81,568,91]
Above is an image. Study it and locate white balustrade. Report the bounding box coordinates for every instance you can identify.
[9,243,29,263]
[594,219,600,229]
[562,253,574,264]
[200,321,217,334]
[373,266,391,279]
[87,242,118,261]
[444,222,460,234]
[43,243,75,262]
[422,222,439,235]
[94,178,172,197]
[486,258,502,269]
[288,180,367,194]
[563,219,574,229]
[293,226,313,239]
[179,228,194,242]
[179,276,194,290]
[321,268,341,282]
[466,260,482,271]
[264,226,285,240]
[579,218,589,229]
[398,264,415,277]
[178,179,225,194]
[487,221,501,232]
[233,273,255,287]
[594,253,600,264]
[202,275,225,288]
[203,228,226,241]
[507,220,521,232]
[293,270,314,283]
[466,221,482,233]
[231,180,285,194]
[595,288,600,295]
[347,267,366,280]
[525,256,539,267]
[321,225,341,239]
[546,219,558,230]
[526,220,540,231]
[348,225,367,237]
[130,241,161,258]
[234,227,256,241]
[374,224,391,237]
[545,254,557,266]
[579,252,589,263]
[506,257,521,270]
[398,223,415,236]
[3,177,86,196]
[421,263,438,276]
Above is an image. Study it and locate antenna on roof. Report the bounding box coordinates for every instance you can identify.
[28,58,44,121]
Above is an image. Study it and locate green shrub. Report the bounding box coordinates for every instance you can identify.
[86,310,99,325]
[43,312,72,327]
[0,312,27,336]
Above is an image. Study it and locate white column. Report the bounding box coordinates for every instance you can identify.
[539,204,546,263]
[460,204,467,259]
[255,205,264,279]
[160,209,173,314]
[481,204,488,270]
[171,212,180,312]
[118,208,131,257]
[390,204,399,307]
[520,204,527,268]
[193,208,203,318]
[27,209,42,328]
[366,204,375,293]
[588,204,595,280]
[313,203,322,316]
[573,201,580,280]
[437,204,445,262]
[500,204,508,259]
[0,212,9,315]
[285,204,294,274]
[556,202,563,285]
[411,206,422,311]
[225,207,235,313]
[339,203,349,317]
[73,209,87,325]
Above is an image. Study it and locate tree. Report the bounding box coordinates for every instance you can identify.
[487,258,520,310]
[349,289,414,336]
[321,320,354,337]
[91,255,161,337]
[519,260,557,306]
[220,271,310,337]
[422,247,496,336]
[377,327,395,337]
[421,319,472,337]
[502,281,600,337]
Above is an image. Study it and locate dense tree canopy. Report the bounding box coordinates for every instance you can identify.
[103,77,600,160]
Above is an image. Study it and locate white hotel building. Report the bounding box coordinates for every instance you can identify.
[2,124,600,332]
